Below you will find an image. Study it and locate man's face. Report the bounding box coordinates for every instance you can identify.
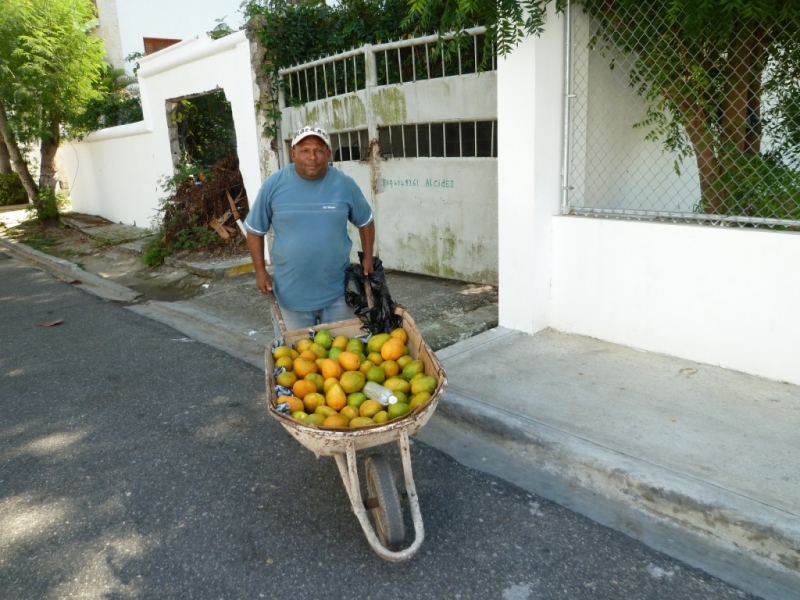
[291,136,331,180]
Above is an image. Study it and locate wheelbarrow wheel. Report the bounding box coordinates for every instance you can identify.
[365,454,406,550]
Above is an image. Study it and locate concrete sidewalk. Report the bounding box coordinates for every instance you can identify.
[2,212,798,599]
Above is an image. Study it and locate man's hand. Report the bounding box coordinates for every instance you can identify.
[254,267,273,295]
[361,253,374,277]
[247,231,272,294]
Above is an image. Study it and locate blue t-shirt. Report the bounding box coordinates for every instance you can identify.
[244,164,373,311]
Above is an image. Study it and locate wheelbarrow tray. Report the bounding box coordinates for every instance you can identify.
[265,306,447,456]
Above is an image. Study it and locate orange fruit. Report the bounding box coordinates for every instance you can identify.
[305,372,324,392]
[309,342,327,359]
[366,366,386,384]
[280,396,304,413]
[340,405,359,421]
[411,375,437,395]
[359,399,383,418]
[339,371,366,394]
[272,345,293,359]
[275,356,294,370]
[306,413,325,427]
[275,370,297,388]
[389,327,408,344]
[366,352,383,366]
[315,405,336,417]
[296,339,313,352]
[320,358,342,380]
[367,333,391,354]
[359,360,375,375]
[322,414,350,428]
[409,391,431,409]
[293,357,318,378]
[396,355,413,369]
[299,349,318,362]
[382,360,400,378]
[337,351,361,372]
[292,379,317,399]
[349,416,374,428]
[323,377,340,393]
[332,335,348,350]
[326,383,347,411]
[380,337,404,361]
[388,402,411,420]
[303,392,325,413]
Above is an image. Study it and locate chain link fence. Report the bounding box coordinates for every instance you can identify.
[563,1,800,229]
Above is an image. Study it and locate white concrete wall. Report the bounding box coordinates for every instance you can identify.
[498,8,800,385]
[550,217,800,386]
[60,31,270,228]
[497,7,565,332]
[60,122,156,227]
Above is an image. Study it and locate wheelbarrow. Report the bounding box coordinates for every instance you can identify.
[264,292,447,561]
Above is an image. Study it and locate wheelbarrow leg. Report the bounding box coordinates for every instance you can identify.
[333,432,425,562]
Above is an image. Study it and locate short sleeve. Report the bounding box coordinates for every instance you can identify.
[243,175,275,236]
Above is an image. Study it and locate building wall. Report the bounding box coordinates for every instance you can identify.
[59,31,273,228]
[497,7,800,385]
[549,217,800,386]
[95,0,125,69]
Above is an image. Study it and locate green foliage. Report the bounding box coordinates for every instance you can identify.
[71,63,143,134]
[0,0,107,200]
[0,172,27,206]
[0,0,106,145]
[26,186,68,223]
[208,17,236,40]
[143,161,224,267]
[706,149,800,221]
[141,229,173,267]
[172,93,236,168]
[242,0,439,138]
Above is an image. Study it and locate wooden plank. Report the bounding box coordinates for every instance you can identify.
[225,189,241,221]
[208,218,230,239]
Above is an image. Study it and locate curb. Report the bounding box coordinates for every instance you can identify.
[126,300,269,370]
[416,388,800,600]
[0,236,141,303]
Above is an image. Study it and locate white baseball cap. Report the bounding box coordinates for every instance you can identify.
[291,125,331,149]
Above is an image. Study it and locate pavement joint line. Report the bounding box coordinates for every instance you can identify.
[436,326,517,361]
[441,386,799,518]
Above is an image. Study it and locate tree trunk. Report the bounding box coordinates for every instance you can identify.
[39,119,61,194]
[0,101,38,203]
[677,95,726,214]
[0,128,12,175]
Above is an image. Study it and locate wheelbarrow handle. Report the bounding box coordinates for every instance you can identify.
[267,272,374,337]
[267,290,287,335]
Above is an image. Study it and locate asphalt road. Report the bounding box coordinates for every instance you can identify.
[0,253,755,600]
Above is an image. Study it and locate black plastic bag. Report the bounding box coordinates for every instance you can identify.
[344,252,402,334]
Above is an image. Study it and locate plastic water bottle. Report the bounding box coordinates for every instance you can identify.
[363,381,398,406]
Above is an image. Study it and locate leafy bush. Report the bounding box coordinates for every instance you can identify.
[0,172,27,206]
[706,150,800,222]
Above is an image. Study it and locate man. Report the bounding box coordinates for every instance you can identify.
[244,125,375,333]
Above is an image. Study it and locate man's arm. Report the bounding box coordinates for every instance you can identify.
[247,232,272,294]
[358,221,375,276]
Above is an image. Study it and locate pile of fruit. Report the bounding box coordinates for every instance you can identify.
[272,327,438,429]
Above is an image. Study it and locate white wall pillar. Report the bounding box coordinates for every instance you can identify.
[497,10,566,333]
